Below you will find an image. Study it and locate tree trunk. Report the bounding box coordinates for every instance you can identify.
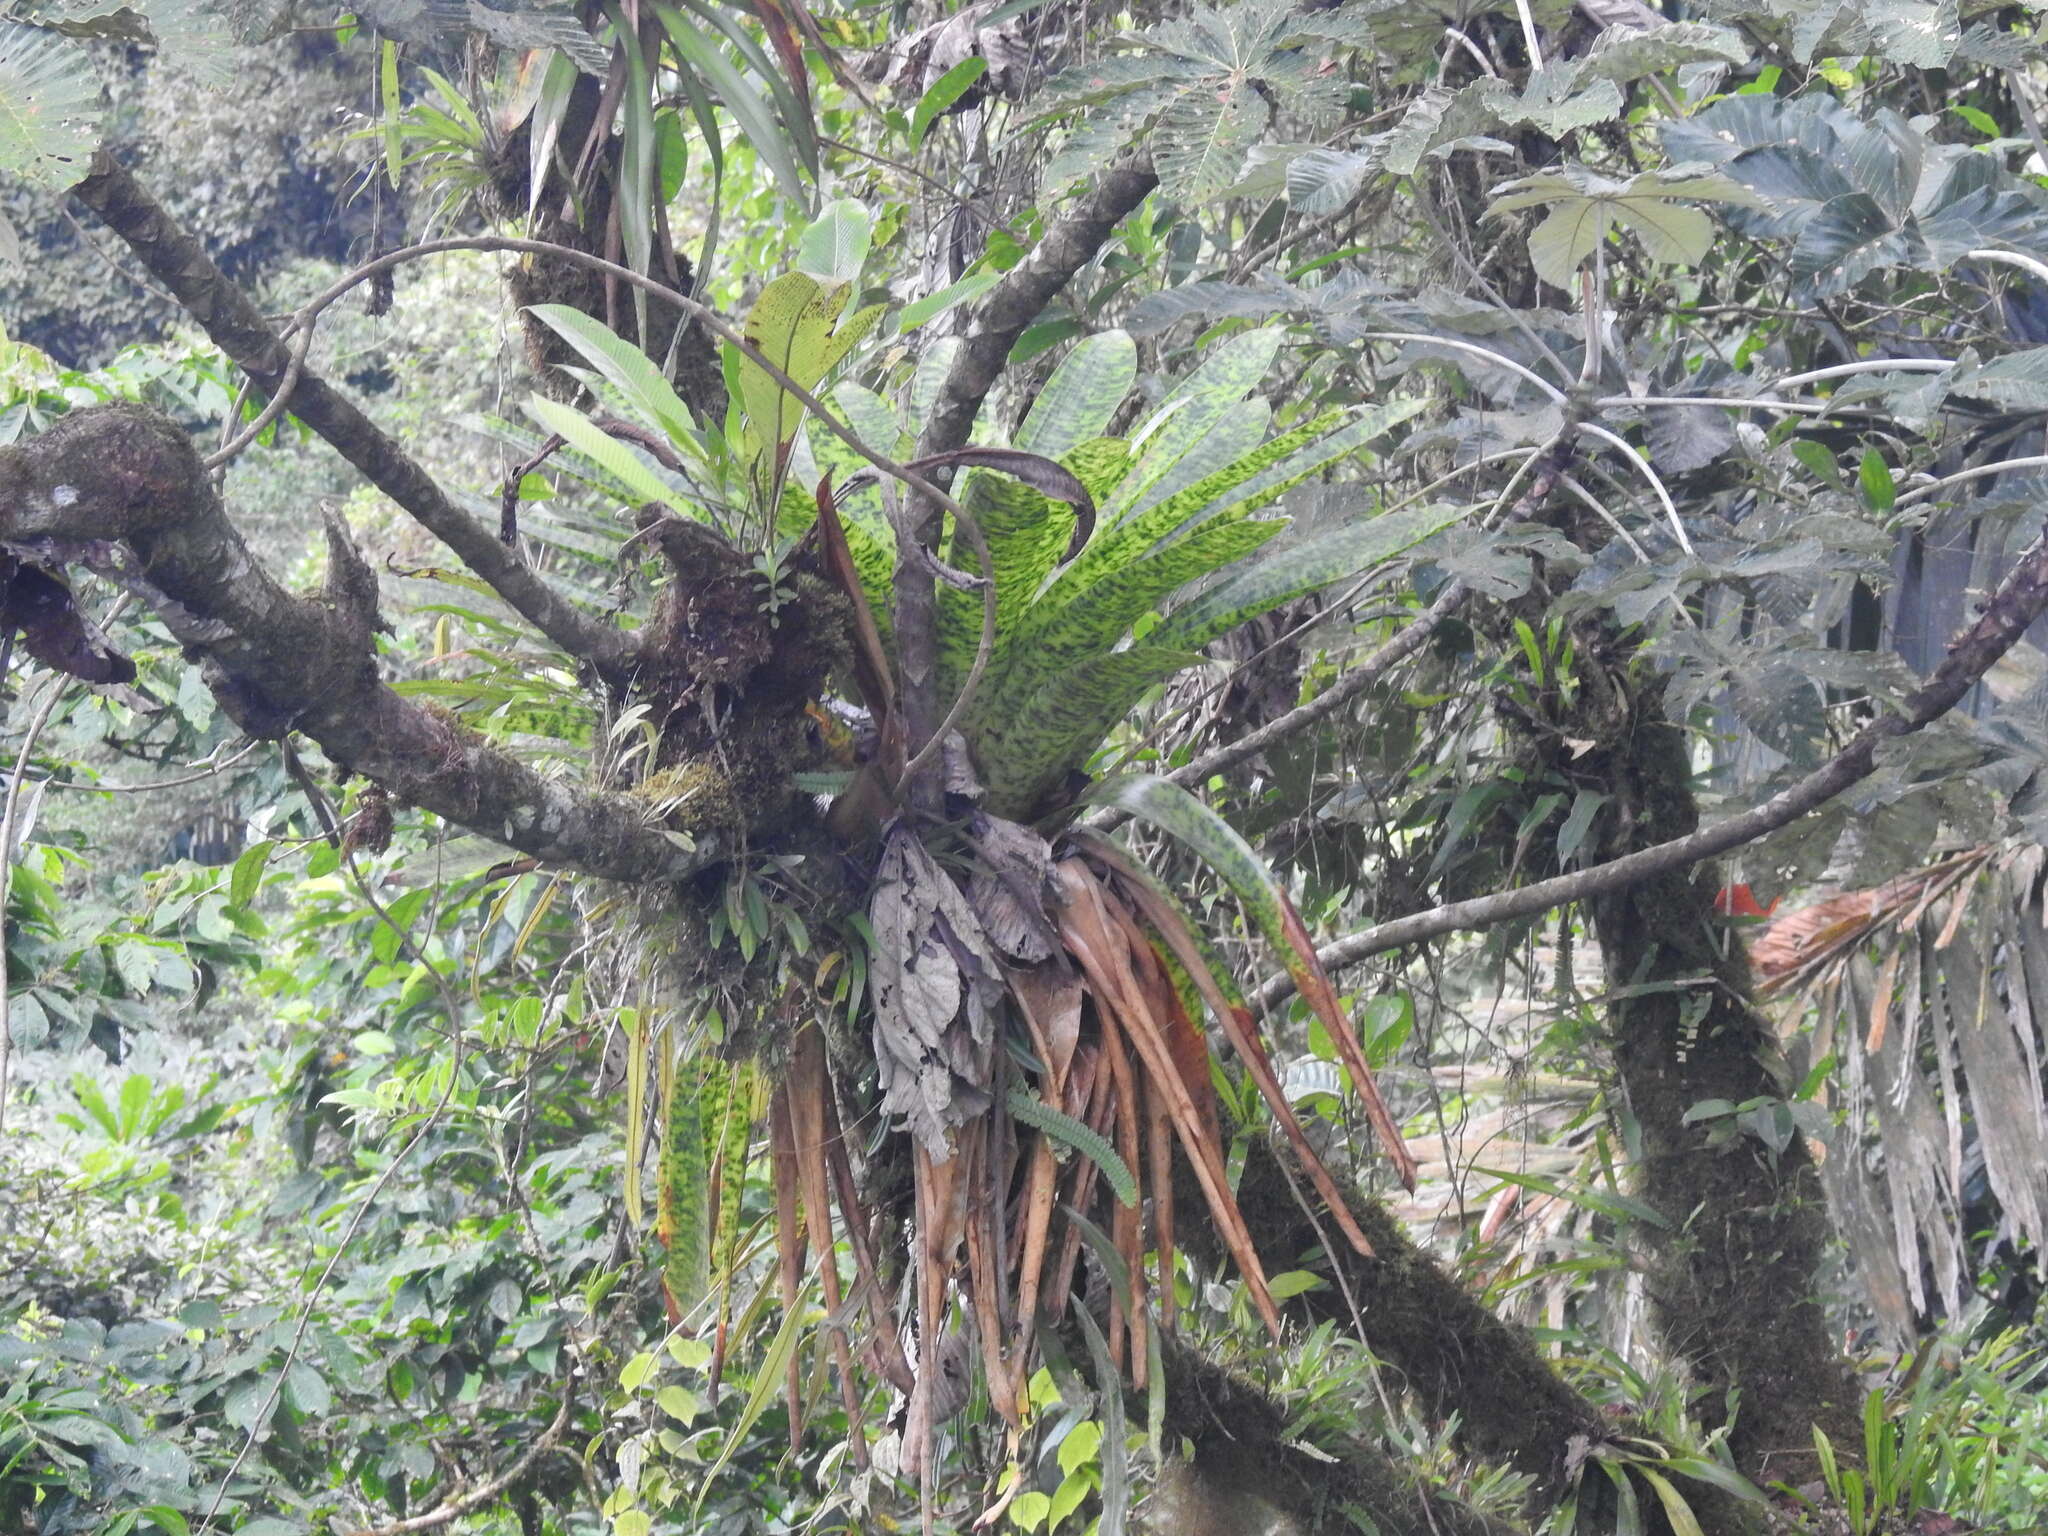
[1580,669,1863,1486]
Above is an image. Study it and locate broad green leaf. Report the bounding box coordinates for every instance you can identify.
[229,841,275,909]
[0,21,101,190]
[737,273,885,461]
[897,270,1000,333]
[1016,331,1139,457]
[910,57,987,147]
[525,304,697,444]
[1636,1468,1707,1536]
[522,396,688,513]
[655,6,810,208]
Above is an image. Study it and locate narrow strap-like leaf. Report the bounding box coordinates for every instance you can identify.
[1093,775,1420,1190]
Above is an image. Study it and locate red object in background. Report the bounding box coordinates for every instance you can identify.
[1713,883,1779,919]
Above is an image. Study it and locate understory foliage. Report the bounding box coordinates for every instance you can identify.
[9,0,2048,1532]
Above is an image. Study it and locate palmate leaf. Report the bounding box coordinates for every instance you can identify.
[1035,0,1355,197]
[0,20,103,191]
[1489,168,1758,289]
[1155,84,1268,204]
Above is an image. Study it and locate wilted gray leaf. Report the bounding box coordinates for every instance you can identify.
[966,815,1057,963]
[870,827,1000,1157]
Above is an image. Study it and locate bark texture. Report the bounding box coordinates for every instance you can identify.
[0,404,713,883]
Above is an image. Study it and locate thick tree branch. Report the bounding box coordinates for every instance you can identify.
[0,404,714,883]
[1255,517,2048,1011]
[914,156,1160,462]
[1149,1325,1521,1536]
[69,153,640,680]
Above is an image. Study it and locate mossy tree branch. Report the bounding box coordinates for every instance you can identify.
[0,403,714,882]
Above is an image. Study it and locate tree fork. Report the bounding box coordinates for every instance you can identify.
[70,153,641,680]
[0,403,715,883]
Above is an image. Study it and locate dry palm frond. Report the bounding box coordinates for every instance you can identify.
[1751,843,2048,1340]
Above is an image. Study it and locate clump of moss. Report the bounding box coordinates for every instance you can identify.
[629,759,743,838]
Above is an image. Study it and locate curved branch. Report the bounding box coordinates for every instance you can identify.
[341,1378,576,1536]
[69,154,639,681]
[1255,516,2048,1010]
[0,404,715,884]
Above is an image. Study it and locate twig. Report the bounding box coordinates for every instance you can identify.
[498,432,566,546]
[340,1377,576,1536]
[46,737,263,794]
[204,316,316,472]
[1968,247,2048,287]
[1895,455,2048,509]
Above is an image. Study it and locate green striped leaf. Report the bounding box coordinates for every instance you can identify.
[938,439,1131,695]
[981,649,1211,816]
[1153,500,1468,651]
[974,516,1280,733]
[1007,1087,1137,1206]
[1120,399,1270,522]
[659,1061,711,1315]
[1110,327,1284,516]
[1015,331,1139,457]
[1054,410,1340,604]
[1184,398,1430,532]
